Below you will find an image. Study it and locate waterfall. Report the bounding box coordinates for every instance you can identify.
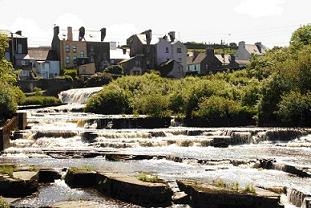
[58,87,102,104]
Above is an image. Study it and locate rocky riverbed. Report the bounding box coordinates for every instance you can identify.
[0,88,310,207]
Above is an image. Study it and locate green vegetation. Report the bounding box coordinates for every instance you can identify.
[0,34,24,124]
[103,65,124,75]
[0,197,9,208]
[20,96,61,106]
[83,72,113,87]
[85,25,311,127]
[0,165,16,176]
[136,172,163,183]
[69,166,95,173]
[64,68,78,80]
[212,179,256,194]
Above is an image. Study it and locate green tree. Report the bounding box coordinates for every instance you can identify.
[290,25,311,48]
[104,65,124,75]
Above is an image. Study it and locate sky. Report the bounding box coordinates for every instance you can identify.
[0,0,310,48]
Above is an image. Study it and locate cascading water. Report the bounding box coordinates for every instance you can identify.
[58,87,102,104]
[2,87,311,207]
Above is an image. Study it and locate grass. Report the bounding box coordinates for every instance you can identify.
[20,96,61,106]
[0,197,9,208]
[136,172,163,183]
[0,165,16,177]
[212,179,256,194]
[69,166,95,173]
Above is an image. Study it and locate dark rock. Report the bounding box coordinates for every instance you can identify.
[265,129,306,142]
[64,168,98,188]
[210,136,231,148]
[187,130,204,136]
[149,131,166,137]
[38,169,61,183]
[96,173,173,207]
[0,171,38,197]
[177,180,283,208]
[81,132,98,143]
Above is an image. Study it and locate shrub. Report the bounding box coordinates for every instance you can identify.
[0,86,18,122]
[84,72,112,87]
[0,197,9,208]
[85,85,130,114]
[103,65,124,75]
[64,69,78,79]
[20,96,61,106]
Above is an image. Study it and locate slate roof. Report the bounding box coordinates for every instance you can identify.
[0,30,27,38]
[215,54,231,65]
[245,44,266,55]
[28,47,50,60]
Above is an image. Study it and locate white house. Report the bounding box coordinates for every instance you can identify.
[235,41,266,67]
[155,32,187,73]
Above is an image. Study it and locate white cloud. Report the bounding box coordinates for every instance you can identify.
[54,13,85,30]
[9,18,51,46]
[234,0,286,18]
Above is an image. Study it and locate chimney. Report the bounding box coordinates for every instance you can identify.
[122,48,127,55]
[255,42,262,53]
[67,27,73,41]
[162,35,168,41]
[79,27,86,41]
[206,47,215,56]
[15,30,22,36]
[100,28,106,42]
[168,31,176,42]
[238,41,245,49]
[141,30,152,45]
[53,26,60,37]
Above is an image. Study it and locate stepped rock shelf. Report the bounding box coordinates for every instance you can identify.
[0,87,311,207]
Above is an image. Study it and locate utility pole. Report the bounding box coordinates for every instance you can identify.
[10,32,15,67]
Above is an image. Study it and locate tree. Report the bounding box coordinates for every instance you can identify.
[290,25,311,48]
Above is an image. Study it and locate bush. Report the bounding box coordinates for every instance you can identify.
[64,69,78,79]
[0,88,17,123]
[85,85,130,114]
[192,96,255,126]
[20,96,61,106]
[0,197,9,208]
[84,72,112,87]
[103,65,124,75]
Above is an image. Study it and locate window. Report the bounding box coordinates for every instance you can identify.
[65,45,70,53]
[177,48,182,53]
[72,46,77,53]
[135,60,140,66]
[66,56,70,64]
[178,58,182,62]
[80,51,84,58]
[165,47,169,53]
[17,44,22,54]
[73,56,77,64]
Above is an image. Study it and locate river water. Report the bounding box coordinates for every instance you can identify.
[1,87,311,208]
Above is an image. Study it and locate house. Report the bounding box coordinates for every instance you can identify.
[110,42,130,65]
[51,26,110,72]
[26,47,60,79]
[124,30,187,76]
[157,60,184,79]
[119,55,145,75]
[235,41,266,67]
[0,30,30,71]
[187,48,239,75]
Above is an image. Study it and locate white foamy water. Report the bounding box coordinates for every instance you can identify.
[58,87,102,104]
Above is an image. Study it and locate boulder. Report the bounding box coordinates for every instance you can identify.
[177,180,283,208]
[38,169,62,183]
[210,136,231,148]
[96,172,173,207]
[172,191,190,204]
[0,171,38,197]
[64,168,98,188]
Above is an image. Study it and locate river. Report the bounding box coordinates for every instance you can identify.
[1,87,310,208]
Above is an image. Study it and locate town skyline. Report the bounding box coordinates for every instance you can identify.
[1,0,310,47]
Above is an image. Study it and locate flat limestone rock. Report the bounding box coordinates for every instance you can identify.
[12,171,37,181]
[53,201,105,208]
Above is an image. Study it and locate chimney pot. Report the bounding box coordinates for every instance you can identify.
[100,28,106,42]
[15,30,22,36]
[168,31,176,42]
[67,26,73,41]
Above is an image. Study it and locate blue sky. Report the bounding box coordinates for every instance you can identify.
[0,0,310,47]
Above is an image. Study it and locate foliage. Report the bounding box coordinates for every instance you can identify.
[64,69,78,79]
[103,65,124,75]
[85,85,131,114]
[84,72,112,87]
[0,197,9,208]
[136,172,163,183]
[290,24,311,48]
[0,165,16,176]
[20,96,61,106]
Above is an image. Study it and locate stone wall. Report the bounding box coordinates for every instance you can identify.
[0,113,27,151]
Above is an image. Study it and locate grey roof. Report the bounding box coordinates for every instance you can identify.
[136,34,159,45]
[215,54,230,65]
[27,47,50,60]
[245,44,266,55]
[235,59,250,65]
[0,30,27,38]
